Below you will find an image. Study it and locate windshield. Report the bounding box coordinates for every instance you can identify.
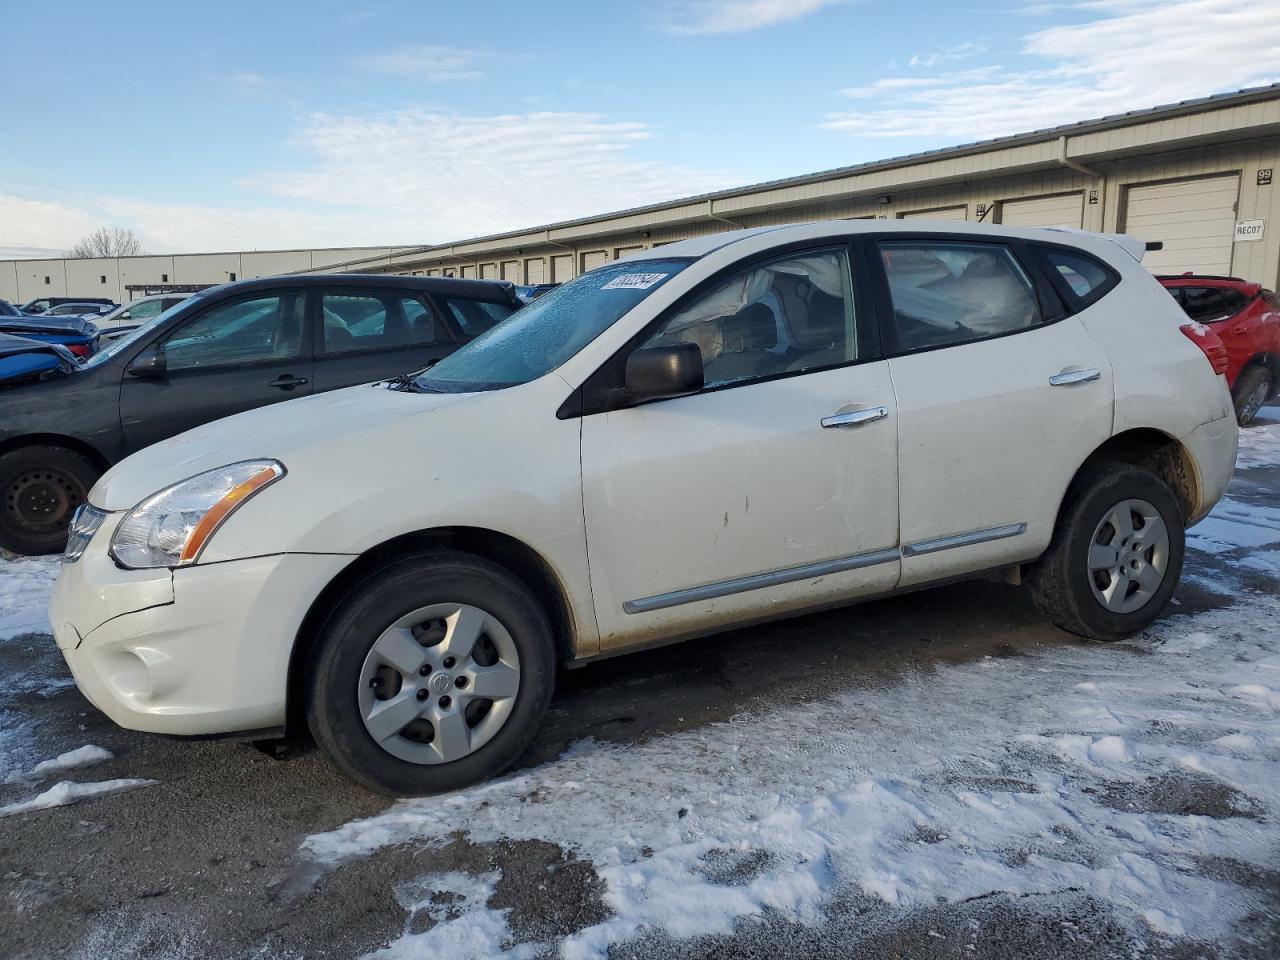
[83,291,211,368]
[414,258,690,392]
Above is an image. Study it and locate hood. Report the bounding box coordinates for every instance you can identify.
[91,383,474,510]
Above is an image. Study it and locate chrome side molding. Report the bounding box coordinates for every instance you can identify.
[901,522,1028,557]
[622,547,901,614]
[623,523,1029,614]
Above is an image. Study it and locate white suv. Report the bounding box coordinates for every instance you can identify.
[50,221,1238,795]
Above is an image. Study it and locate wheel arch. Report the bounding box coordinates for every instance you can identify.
[285,526,578,737]
[1061,428,1200,525]
[0,433,111,472]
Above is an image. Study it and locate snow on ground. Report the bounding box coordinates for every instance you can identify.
[24,745,113,780]
[305,414,1280,959]
[0,778,156,818]
[1235,405,1280,470]
[0,554,61,642]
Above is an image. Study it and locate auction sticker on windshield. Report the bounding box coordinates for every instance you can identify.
[601,273,669,290]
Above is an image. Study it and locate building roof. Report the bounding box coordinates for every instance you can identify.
[311,82,1280,272]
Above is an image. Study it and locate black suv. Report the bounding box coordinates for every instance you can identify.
[0,273,520,554]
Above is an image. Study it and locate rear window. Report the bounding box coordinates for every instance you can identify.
[1179,286,1248,322]
[1035,247,1117,308]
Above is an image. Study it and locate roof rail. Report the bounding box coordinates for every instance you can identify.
[1154,274,1248,282]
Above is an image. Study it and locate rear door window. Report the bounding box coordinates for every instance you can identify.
[878,240,1042,352]
[320,293,453,354]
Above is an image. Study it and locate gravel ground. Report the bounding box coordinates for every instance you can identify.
[0,411,1277,960]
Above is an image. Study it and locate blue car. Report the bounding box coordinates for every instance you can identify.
[0,333,78,388]
[0,314,99,358]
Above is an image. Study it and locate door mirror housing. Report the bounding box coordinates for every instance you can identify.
[127,347,167,379]
[624,343,704,404]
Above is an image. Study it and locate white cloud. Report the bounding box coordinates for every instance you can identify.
[352,45,492,82]
[0,110,735,253]
[227,71,270,91]
[823,0,1280,140]
[665,0,844,34]
[907,41,985,68]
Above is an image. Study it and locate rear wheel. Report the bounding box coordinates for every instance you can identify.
[306,552,556,796]
[1232,366,1272,426]
[1027,465,1184,641]
[0,446,100,555]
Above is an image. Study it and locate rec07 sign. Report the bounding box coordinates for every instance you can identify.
[1234,219,1265,242]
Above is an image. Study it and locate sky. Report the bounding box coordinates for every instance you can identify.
[1,0,1278,258]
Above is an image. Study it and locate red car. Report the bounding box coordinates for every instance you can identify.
[1159,274,1280,425]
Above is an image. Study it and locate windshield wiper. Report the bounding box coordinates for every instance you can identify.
[383,358,441,392]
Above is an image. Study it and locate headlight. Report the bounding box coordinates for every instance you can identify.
[110,460,285,569]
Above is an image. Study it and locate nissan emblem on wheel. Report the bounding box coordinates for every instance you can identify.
[49,220,1238,796]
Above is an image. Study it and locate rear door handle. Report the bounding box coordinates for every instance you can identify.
[268,375,309,390]
[821,405,888,428]
[1049,368,1101,387]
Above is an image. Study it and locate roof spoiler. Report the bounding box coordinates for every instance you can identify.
[1040,226,1152,262]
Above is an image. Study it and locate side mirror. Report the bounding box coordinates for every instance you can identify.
[127,347,166,379]
[624,343,704,403]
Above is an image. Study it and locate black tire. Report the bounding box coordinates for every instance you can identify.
[0,445,100,555]
[306,551,556,796]
[1027,465,1185,641]
[1232,365,1272,426]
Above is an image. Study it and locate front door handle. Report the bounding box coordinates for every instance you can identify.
[268,374,309,390]
[821,405,888,429]
[1049,368,1101,387]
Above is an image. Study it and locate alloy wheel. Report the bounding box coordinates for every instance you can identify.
[357,603,522,764]
[1087,498,1171,614]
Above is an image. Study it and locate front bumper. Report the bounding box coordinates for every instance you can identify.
[49,513,353,736]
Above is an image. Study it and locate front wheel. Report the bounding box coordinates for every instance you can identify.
[1027,465,1185,641]
[306,552,556,796]
[0,445,100,555]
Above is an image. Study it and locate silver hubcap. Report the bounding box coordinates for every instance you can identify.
[357,603,521,765]
[1087,498,1170,614]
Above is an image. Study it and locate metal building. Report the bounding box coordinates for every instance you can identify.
[3,84,1279,304]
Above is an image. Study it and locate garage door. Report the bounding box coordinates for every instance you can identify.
[500,260,520,282]
[461,265,477,279]
[580,250,609,273]
[480,263,497,279]
[1123,175,1239,275]
[615,245,644,260]
[525,258,546,284]
[1000,193,1083,229]
[899,205,967,221]
[550,255,573,283]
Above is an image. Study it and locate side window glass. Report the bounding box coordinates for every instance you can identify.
[880,241,1041,352]
[640,248,855,389]
[1038,248,1116,308]
[321,293,452,353]
[1181,287,1234,322]
[444,298,517,339]
[164,293,304,371]
[131,300,164,320]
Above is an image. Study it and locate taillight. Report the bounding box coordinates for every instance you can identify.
[66,342,91,358]
[1180,322,1229,376]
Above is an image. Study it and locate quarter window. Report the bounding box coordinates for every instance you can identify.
[320,293,451,354]
[164,293,304,371]
[1038,248,1115,306]
[880,241,1041,352]
[639,248,856,389]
